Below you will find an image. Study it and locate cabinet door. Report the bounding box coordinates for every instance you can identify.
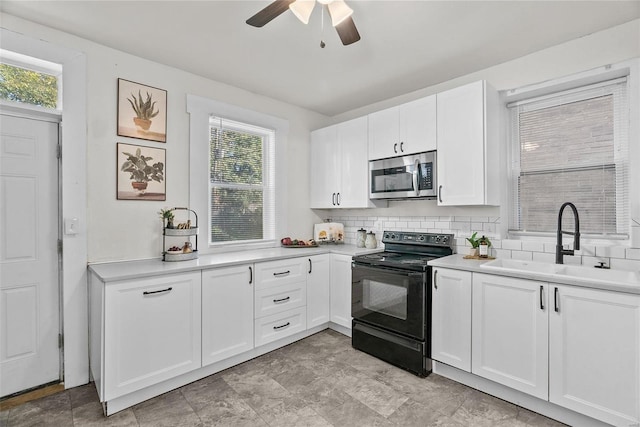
[104,272,201,400]
[368,106,399,160]
[472,273,549,400]
[549,285,640,426]
[307,254,331,329]
[202,265,254,366]
[310,125,340,208]
[431,268,472,372]
[437,80,486,205]
[399,95,437,154]
[330,254,353,329]
[337,116,371,208]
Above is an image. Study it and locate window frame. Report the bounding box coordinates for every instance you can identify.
[508,78,628,238]
[208,116,276,246]
[187,94,288,254]
[501,60,640,245]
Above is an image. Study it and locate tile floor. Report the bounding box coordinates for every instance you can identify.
[0,330,565,426]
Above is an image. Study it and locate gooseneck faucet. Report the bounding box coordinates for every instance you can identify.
[556,202,580,264]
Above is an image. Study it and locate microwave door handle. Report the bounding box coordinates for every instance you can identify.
[413,159,420,196]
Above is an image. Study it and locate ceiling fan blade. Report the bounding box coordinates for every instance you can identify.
[335,16,360,45]
[246,0,296,27]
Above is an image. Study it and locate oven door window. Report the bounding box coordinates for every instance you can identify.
[352,265,425,340]
[363,279,407,320]
[371,167,414,193]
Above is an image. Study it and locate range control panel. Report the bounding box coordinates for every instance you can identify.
[382,231,454,247]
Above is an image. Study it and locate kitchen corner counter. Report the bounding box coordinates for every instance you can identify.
[430,254,640,295]
[89,244,380,282]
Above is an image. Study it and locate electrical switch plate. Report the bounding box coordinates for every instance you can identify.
[64,217,79,235]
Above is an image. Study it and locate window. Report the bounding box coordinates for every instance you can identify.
[209,116,275,245]
[509,78,629,237]
[0,49,62,109]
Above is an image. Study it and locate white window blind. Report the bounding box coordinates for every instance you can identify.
[209,116,276,244]
[509,78,629,237]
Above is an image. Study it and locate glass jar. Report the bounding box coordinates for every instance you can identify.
[356,228,367,248]
[365,232,377,249]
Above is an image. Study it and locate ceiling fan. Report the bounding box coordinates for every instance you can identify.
[246,0,361,46]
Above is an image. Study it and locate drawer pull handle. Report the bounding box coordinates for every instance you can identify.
[433,270,438,289]
[273,296,290,304]
[309,259,312,274]
[273,270,290,277]
[539,285,544,310]
[554,287,559,312]
[273,322,290,330]
[249,266,253,284]
[143,287,173,296]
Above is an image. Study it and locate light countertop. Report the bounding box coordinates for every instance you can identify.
[89,244,381,282]
[430,254,640,295]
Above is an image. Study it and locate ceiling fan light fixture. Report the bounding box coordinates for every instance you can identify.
[327,0,353,27]
[289,0,316,24]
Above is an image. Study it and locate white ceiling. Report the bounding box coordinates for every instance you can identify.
[1,1,639,116]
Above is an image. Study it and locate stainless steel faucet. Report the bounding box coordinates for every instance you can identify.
[556,202,580,264]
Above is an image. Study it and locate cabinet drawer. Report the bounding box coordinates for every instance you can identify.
[255,307,307,347]
[255,281,306,318]
[255,258,307,289]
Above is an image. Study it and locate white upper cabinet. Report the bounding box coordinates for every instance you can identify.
[368,95,437,160]
[436,80,499,206]
[310,116,373,209]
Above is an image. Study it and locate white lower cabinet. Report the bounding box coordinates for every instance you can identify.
[431,268,472,372]
[330,254,353,329]
[202,265,254,366]
[254,258,308,346]
[549,284,640,426]
[103,272,201,400]
[471,273,549,400]
[307,254,331,328]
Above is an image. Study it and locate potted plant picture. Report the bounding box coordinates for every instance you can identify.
[117,79,167,142]
[117,143,166,201]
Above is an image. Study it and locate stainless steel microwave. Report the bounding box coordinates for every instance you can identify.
[369,151,437,200]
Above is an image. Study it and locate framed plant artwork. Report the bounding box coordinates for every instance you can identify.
[117,79,167,143]
[117,143,166,201]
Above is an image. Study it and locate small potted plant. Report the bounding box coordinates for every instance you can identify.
[120,147,164,193]
[127,90,159,131]
[159,208,175,229]
[466,232,480,256]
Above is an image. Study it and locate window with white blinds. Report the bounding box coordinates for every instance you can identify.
[209,116,276,245]
[509,78,629,237]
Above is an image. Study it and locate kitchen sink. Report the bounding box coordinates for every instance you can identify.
[480,258,562,274]
[480,258,640,286]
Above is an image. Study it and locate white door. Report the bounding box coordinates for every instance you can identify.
[202,265,254,366]
[431,268,472,372]
[472,273,549,400]
[0,113,60,397]
[307,254,331,328]
[549,285,640,426]
[330,254,352,329]
[436,80,486,205]
[337,116,369,208]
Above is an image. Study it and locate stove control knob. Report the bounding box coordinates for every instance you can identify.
[435,236,441,243]
[418,235,425,241]
[384,233,390,239]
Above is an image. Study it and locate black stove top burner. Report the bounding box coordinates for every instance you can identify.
[353,231,454,271]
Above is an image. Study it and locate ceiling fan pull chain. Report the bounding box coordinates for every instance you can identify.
[320,4,326,48]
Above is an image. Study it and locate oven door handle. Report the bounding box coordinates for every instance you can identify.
[352,263,425,278]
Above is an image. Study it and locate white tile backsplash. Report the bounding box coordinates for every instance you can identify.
[330,214,639,268]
